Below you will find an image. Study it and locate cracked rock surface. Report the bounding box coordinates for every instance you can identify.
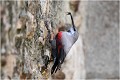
[1,0,119,79]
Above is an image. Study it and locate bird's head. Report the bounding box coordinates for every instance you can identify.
[66,12,71,15]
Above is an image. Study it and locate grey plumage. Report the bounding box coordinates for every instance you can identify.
[61,27,79,55]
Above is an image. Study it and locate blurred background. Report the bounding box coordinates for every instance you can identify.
[0,0,119,79]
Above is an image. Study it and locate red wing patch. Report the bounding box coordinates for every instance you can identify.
[57,32,62,41]
[56,32,62,54]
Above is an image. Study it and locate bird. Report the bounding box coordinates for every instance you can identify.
[50,12,79,74]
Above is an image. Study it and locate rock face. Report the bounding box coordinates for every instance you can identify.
[0,1,65,79]
[82,1,119,79]
[1,0,119,80]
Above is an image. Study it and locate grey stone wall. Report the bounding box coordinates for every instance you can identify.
[83,1,119,79]
[1,0,119,79]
